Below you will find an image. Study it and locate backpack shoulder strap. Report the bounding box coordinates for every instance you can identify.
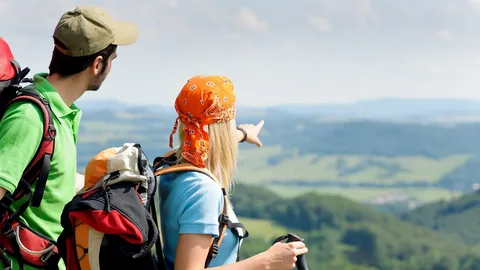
[0,90,57,270]
[152,148,179,170]
[154,163,216,180]
[148,194,166,270]
[154,164,228,267]
[0,90,56,211]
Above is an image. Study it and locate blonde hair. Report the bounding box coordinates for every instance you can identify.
[175,119,238,194]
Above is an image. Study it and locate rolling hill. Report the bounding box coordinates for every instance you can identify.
[231,183,480,270]
[400,190,480,246]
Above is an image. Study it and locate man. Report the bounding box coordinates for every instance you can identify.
[0,6,138,270]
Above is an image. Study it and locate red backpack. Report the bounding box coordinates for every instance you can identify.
[0,37,61,270]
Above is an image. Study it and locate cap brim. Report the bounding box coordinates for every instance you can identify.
[110,21,138,46]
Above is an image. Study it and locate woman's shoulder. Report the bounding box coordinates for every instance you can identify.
[165,170,224,199]
[168,171,225,224]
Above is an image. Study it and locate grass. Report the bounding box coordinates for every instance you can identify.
[267,185,462,203]
[236,146,471,186]
[238,217,292,241]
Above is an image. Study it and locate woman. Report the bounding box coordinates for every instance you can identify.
[159,75,308,270]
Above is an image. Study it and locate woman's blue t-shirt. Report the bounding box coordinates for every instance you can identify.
[159,170,242,269]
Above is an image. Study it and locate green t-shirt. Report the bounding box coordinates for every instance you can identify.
[0,73,82,270]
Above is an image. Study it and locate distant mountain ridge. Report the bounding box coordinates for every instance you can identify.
[76,97,480,123]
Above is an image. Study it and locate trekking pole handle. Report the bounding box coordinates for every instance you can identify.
[272,233,309,270]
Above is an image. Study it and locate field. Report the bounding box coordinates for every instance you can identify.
[238,217,292,241]
[232,145,468,204]
[268,186,460,203]
[236,146,470,186]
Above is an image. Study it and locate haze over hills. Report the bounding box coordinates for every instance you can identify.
[76,97,480,122]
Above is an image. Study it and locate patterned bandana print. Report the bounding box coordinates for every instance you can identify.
[169,75,236,168]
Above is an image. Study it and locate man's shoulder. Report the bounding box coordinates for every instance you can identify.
[1,87,47,123]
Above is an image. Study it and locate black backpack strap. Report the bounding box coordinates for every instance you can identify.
[153,149,178,171]
[0,60,30,87]
[149,195,166,270]
[204,188,249,266]
[204,188,228,268]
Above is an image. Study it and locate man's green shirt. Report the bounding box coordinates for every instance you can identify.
[0,73,82,270]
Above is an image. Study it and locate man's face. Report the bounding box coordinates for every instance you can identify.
[87,51,117,91]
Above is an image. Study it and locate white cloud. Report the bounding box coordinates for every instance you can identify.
[468,0,480,11]
[227,32,243,41]
[237,7,269,33]
[443,3,460,16]
[312,0,379,28]
[0,1,12,15]
[308,16,332,32]
[434,29,452,40]
[166,0,179,8]
[356,0,379,25]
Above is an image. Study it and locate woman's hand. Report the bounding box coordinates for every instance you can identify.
[237,120,265,147]
[174,233,308,270]
[260,241,309,270]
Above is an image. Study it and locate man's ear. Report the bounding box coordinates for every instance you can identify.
[91,55,104,76]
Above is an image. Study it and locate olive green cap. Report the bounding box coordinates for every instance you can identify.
[53,6,138,57]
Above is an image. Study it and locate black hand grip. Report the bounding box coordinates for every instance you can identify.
[285,233,309,270]
[272,233,309,270]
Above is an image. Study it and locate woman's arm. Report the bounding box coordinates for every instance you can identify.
[171,169,308,270]
[236,120,265,147]
[175,234,271,270]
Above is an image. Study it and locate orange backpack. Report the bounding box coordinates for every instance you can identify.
[57,143,161,270]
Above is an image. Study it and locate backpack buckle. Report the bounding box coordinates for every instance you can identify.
[48,124,56,140]
[218,213,229,225]
[41,249,60,267]
[38,96,50,106]
[2,226,14,240]
[211,243,219,258]
[0,195,14,212]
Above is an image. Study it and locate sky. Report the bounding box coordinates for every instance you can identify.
[2,0,480,106]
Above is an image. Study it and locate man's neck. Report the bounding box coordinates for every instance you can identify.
[46,74,86,107]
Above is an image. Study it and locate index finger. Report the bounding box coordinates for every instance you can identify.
[294,246,309,256]
[256,120,265,130]
[288,241,306,249]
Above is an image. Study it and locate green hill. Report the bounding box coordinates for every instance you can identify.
[231,183,480,270]
[400,190,480,246]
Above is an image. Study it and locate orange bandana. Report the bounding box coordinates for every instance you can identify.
[169,75,236,168]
